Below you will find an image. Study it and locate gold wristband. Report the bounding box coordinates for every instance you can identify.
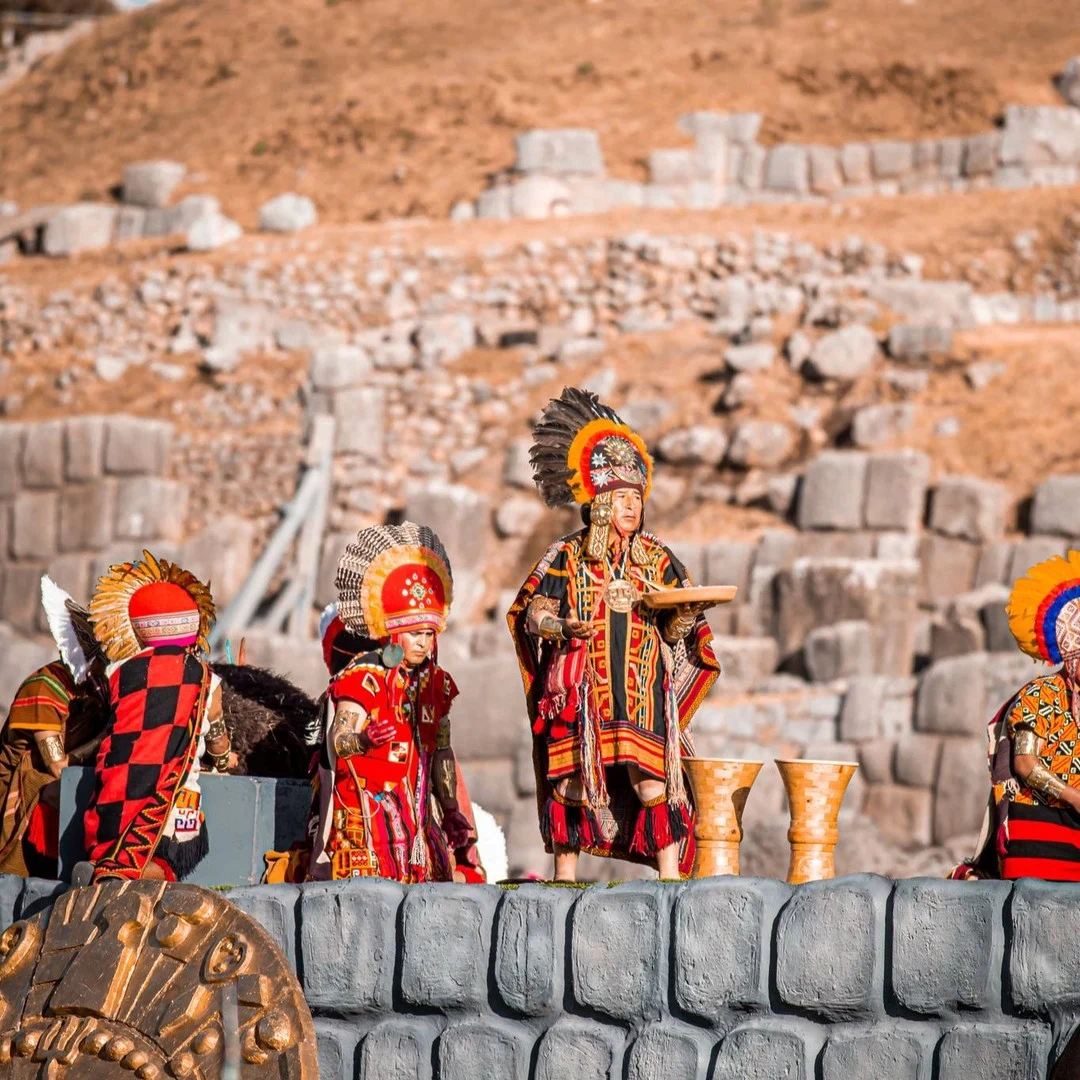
[206,718,228,743]
[1028,764,1069,801]
[336,732,366,758]
[538,614,565,642]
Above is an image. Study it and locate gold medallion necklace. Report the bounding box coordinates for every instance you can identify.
[604,546,637,614]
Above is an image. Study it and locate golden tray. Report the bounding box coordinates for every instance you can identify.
[641,585,739,609]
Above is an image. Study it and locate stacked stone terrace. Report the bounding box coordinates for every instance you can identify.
[462,103,1080,220]
[2,873,1078,1079]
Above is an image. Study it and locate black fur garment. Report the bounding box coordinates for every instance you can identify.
[211,664,319,779]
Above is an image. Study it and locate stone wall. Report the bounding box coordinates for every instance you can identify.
[462,104,1080,219]
[2,873,1078,1079]
[0,413,183,636]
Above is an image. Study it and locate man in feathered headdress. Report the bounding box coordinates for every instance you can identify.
[953,550,1080,881]
[309,522,476,882]
[0,578,109,877]
[507,387,720,881]
[80,550,233,882]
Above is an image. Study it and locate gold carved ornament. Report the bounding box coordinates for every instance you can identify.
[0,880,317,1078]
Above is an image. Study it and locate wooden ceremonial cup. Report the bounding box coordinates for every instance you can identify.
[683,758,763,877]
[775,759,859,885]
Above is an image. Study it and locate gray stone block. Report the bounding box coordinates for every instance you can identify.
[893,734,943,788]
[21,420,64,489]
[871,140,915,179]
[113,477,188,541]
[892,879,1006,1014]
[915,654,987,737]
[1031,475,1080,537]
[930,476,1009,543]
[310,344,371,391]
[1010,879,1080,1011]
[64,416,105,482]
[11,489,58,559]
[674,877,790,1021]
[495,884,575,1016]
[864,451,930,533]
[708,636,779,691]
[324,385,384,457]
[227,883,299,972]
[727,420,794,469]
[0,873,23,929]
[359,1018,437,1080]
[918,535,979,603]
[404,481,488,573]
[711,1021,824,1080]
[840,676,910,743]
[936,1023,1051,1080]
[962,133,1001,177]
[17,877,66,920]
[300,879,402,1013]
[445,655,523,760]
[797,451,868,531]
[58,479,116,552]
[43,204,118,256]
[103,416,172,475]
[804,620,874,682]
[775,875,889,1020]
[122,160,186,208]
[822,1024,937,1080]
[572,883,663,1021]
[851,403,916,448]
[706,540,755,595]
[765,145,809,194]
[1,562,48,632]
[42,555,94,627]
[401,884,492,1010]
[625,1023,707,1080]
[259,193,318,233]
[534,1020,616,1080]
[315,1019,358,1080]
[886,321,954,360]
[805,325,879,380]
[114,205,146,241]
[1007,535,1067,585]
[808,146,842,194]
[863,784,933,848]
[439,1020,529,1080]
[932,736,991,845]
[514,129,605,176]
[0,424,24,499]
[841,143,872,184]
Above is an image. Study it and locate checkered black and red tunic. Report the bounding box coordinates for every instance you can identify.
[84,645,210,880]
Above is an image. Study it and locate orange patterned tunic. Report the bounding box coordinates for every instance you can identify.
[1005,674,1080,808]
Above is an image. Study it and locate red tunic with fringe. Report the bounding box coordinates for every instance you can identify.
[319,653,458,883]
[508,529,720,874]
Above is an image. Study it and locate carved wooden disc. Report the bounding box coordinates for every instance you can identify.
[0,881,318,1079]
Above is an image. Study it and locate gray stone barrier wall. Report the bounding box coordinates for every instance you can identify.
[3,873,1078,1078]
[463,105,1080,220]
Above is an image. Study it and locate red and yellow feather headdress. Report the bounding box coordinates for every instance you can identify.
[89,550,216,663]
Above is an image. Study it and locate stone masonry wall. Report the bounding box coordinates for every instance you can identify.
[3,873,1079,1079]
[463,104,1080,220]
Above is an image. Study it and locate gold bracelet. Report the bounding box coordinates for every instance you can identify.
[1028,764,1069,801]
[38,734,65,766]
[538,614,565,642]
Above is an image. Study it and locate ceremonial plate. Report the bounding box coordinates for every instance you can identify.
[641,585,739,609]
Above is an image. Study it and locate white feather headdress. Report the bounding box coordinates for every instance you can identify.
[471,803,509,884]
[40,576,95,684]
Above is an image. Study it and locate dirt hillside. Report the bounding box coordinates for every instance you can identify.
[0,0,1077,223]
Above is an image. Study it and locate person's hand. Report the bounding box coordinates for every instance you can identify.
[676,601,711,620]
[562,618,596,640]
[227,751,239,770]
[364,719,395,748]
[441,807,473,850]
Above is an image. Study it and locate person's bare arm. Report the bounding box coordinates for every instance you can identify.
[1013,728,1080,811]
[331,701,393,757]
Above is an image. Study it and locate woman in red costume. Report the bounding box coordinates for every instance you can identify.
[309,522,474,882]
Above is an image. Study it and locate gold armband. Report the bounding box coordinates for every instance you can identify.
[527,596,564,640]
[1028,763,1069,801]
[432,750,457,804]
[1013,728,1042,756]
[206,718,228,743]
[38,734,64,766]
[336,732,366,758]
